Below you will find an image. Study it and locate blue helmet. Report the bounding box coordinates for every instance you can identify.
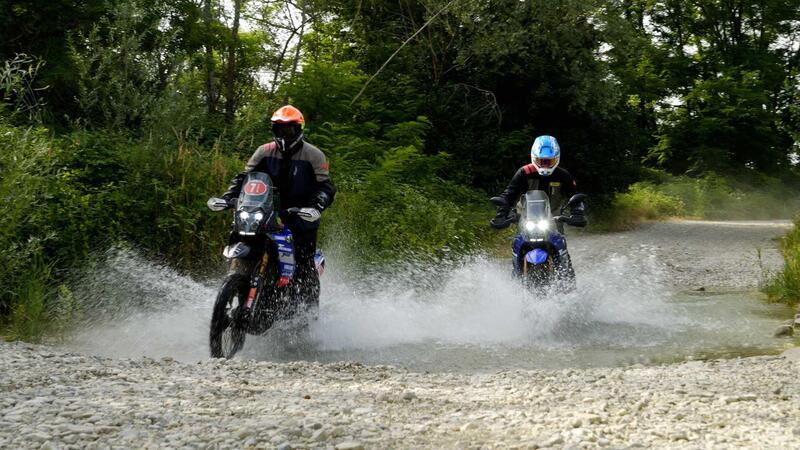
[530,135,561,176]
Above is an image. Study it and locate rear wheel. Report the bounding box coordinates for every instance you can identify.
[210,274,249,358]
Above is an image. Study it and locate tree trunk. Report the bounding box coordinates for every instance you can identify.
[284,10,306,104]
[204,0,218,115]
[269,31,296,96]
[225,0,242,123]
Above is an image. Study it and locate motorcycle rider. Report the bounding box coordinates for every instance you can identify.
[221,105,335,307]
[490,135,587,229]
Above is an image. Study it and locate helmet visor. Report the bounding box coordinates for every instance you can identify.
[534,157,556,169]
[272,123,300,140]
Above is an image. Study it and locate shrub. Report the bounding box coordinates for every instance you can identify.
[595,182,684,230]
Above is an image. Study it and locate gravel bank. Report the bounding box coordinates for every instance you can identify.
[2,342,799,449]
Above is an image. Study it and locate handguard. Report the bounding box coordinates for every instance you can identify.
[489,196,515,229]
[286,207,322,223]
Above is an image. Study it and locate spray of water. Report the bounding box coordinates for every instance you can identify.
[61,245,787,371]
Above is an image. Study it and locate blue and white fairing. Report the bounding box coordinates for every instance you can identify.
[510,190,569,275]
[270,227,296,280]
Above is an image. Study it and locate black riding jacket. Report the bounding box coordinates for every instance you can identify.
[499,164,578,212]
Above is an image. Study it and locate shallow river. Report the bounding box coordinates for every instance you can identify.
[62,234,796,372]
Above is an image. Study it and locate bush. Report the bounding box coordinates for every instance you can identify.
[0,121,242,337]
[593,182,684,230]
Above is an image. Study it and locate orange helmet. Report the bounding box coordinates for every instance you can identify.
[271,105,305,126]
[270,105,305,153]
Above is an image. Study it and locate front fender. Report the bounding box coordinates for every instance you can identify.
[525,248,549,266]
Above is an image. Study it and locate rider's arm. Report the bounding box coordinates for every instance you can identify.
[307,145,336,211]
[222,144,272,201]
[558,168,587,227]
[559,168,578,200]
[498,167,529,207]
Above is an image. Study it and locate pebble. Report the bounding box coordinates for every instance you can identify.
[401,390,417,401]
[773,325,793,337]
[335,441,364,450]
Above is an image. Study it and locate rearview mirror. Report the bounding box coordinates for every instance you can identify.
[207,197,229,212]
[566,193,587,208]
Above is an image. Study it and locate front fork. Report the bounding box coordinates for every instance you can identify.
[241,252,271,316]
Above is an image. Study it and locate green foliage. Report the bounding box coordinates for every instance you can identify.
[597,182,685,231]
[5,254,51,342]
[0,54,45,123]
[764,218,800,306]
[0,122,238,334]
[597,170,800,230]
[324,145,483,263]
[71,2,169,129]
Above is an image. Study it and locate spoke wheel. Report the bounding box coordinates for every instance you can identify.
[210,275,248,358]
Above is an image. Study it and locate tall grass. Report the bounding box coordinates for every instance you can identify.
[0,122,241,339]
[764,219,800,306]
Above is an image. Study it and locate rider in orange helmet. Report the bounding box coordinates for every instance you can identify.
[222,105,335,307]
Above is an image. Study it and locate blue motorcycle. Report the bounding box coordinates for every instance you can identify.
[206,171,325,358]
[491,191,586,290]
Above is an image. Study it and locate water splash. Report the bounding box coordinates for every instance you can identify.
[61,246,789,371]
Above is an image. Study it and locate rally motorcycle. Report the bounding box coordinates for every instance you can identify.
[491,191,587,291]
[206,172,325,359]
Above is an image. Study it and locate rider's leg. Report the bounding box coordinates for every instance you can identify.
[290,228,320,309]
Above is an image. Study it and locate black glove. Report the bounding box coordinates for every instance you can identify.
[221,172,246,202]
[489,196,515,229]
[565,202,587,227]
[490,208,514,229]
[566,213,587,227]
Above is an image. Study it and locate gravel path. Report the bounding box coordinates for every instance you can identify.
[571,220,792,290]
[2,342,799,449]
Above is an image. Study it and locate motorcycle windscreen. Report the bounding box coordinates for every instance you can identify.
[236,172,275,235]
[522,190,551,220]
[519,190,552,237]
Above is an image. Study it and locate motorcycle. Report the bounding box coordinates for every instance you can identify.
[206,171,325,359]
[491,191,587,290]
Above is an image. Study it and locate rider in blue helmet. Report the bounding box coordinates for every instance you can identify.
[490,135,587,229]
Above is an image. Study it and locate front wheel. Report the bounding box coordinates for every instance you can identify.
[523,257,554,291]
[210,274,249,358]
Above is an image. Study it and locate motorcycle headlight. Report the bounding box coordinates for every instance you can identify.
[525,220,550,232]
[239,211,250,220]
[253,212,264,221]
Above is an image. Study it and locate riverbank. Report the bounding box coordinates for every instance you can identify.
[2,341,799,449]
